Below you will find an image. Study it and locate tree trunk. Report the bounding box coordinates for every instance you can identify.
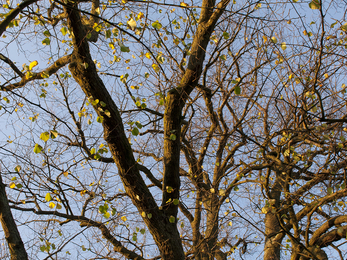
[63,3,185,259]
[264,211,282,260]
[0,174,28,260]
[264,171,285,260]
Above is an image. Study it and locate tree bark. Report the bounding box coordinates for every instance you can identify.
[264,211,282,260]
[0,174,28,260]
[264,171,285,260]
[63,2,185,259]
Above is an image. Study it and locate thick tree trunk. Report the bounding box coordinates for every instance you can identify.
[63,3,185,259]
[264,211,282,260]
[264,171,285,260]
[0,174,28,260]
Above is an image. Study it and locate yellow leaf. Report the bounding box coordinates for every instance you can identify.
[145,52,151,59]
[180,2,188,7]
[45,193,52,202]
[127,18,136,30]
[121,216,127,221]
[152,64,160,72]
[9,182,16,189]
[49,202,55,208]
[262,207,269,214]
[137,12,144,20]
[262,36,268,43]
[309,0,320,10]
[63,171,68,177]
[29,60,38,70]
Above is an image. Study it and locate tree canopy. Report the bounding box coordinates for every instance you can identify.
[1,0,347,259]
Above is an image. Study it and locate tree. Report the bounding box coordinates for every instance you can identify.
[1,0,347,259]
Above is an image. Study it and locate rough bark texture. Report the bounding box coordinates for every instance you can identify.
[264,213,283,260]
[0,174,28,260]
[264,172,285,260]
[63,2,185,259]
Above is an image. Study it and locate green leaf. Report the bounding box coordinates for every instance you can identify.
[45,193,52,202]
[118,41,130,52]
[105,29,111,38]
[61,27,68,36]
[327,187,333,195]
[152,64,160,72]
[169,215,175,223]
[152,21,162,29]
[234,86,241,95]
[140,228,146,234]
[96,116,104,123]
[341,23,347,32]
[104,110,111,117]
[92,99,99,106]
[104,212,110,219]
[16,183,23,188]
[173,199,179,205]
[100,101,107,107]
[90,148,96,154]
[14,165,21,172]
[42,38,50,45]
[170,134,176,140]
[309,0,320,9]
[135,121,143,129]
[40,132,50,142]
[50,130,58,139]
[147,213,152,219]
[271,36,277,43]
[223,32,230,39]
[43,30,51,37]
[132,127,139,136]
[33,144,43,154]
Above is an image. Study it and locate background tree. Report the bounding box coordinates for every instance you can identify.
[1,0,347,260]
